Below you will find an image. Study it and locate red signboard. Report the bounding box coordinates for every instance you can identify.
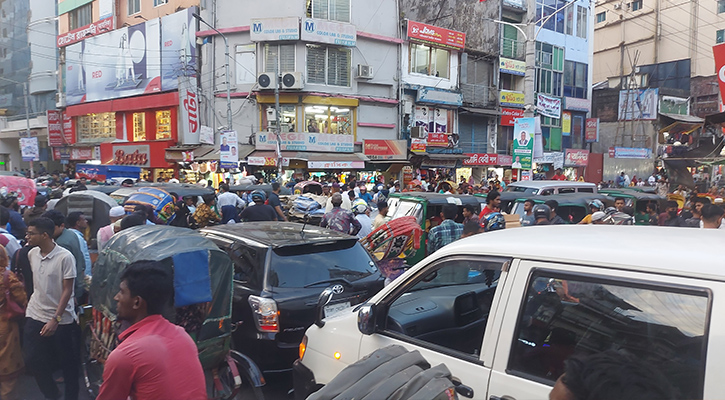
[47,110,63,147]
[501,108,525,126]
[714,43,725,109]
[585,118,599,143]
[62,114,76,145]
[57,17,113,47]
[427,132,449,147]
[363,140,407,160]
[565,149,589,167]
[407,20,465,50]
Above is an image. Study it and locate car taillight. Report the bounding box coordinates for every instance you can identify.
[248,295,279,333]
[299,335,307,360]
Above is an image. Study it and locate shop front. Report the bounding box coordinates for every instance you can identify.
[363,139,409,184]
[564,148,589,180]
[462,153,513,184]
[99,141,176,182]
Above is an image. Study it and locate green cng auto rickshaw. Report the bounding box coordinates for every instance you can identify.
[83,225,265,399]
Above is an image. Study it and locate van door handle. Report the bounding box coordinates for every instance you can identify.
[490,396,516,400]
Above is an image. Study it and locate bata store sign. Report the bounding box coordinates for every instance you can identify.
[564,149,589,167]
[113,145,150,167]
[179,77,200,145]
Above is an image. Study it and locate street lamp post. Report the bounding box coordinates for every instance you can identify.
[0,76,33,176]
[192,13,233,133]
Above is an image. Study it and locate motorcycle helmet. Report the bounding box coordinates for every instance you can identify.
[533,204,552,221]
[250,189,266,203]
[353,202,369,215]
[482,212,506,232]
[588,199,604,211]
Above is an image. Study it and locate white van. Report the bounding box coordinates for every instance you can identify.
[504,180,597,195]
[293,226,720,400]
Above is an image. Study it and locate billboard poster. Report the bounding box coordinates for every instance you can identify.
[255,132,354,152]
[585,118,599,143]
[66,18,162,105]
[433,107,447,133]
[713,43,725,109]
[411,138,426,153]
[501,108,524,126]
[250,17,300,41]
[301,18,356,46]
[618,88,659,120]
[160,8,197,91]
[565,149,589,167]
[178,76,200,144]
[512,117,535,169]
[200,125,215,145]
[20,137,40,161]
[414,106,432,133]
[219,130,238,169]
[537,93,562,119]
[47,110,63,147]
[562,112,571,136]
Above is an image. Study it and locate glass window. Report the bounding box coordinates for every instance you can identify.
[304,105,352,135]
[564,6,574,35]
[156,110,171,140]
[385,258,507,357]
[69,3,92,30]
[264,44,295,73]
[128,0,140,15]
[719,0,725,13]
[261,105,296,132]
[631,0,642,11]
[153,0,167,6]
[235,44,256,84]
[509,272,708,399]
[576,6,587,38]
[410,43,450,78]
[596,12,606,23]
[564,61,588,99]
[229,244,264,289]
[132,112,145,141]
[267,242,377,288]
[77,112,116,143]
[718,30,725,44]
[307,0,350,22]
[306,45,350,86]
[537,0,568,33]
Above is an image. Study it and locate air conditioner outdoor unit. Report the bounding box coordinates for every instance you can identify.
[357,64,374,79]
[55,92,66,108]
[613,3,622,9]
[257,72,276,89]
[280,72,304,89]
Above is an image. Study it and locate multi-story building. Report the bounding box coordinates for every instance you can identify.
[56,0,201,179]
[197,0,402,181]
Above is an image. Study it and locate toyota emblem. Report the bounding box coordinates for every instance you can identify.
[331,284,345,294]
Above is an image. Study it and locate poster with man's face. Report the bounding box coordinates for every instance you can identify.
[512,118,535,169]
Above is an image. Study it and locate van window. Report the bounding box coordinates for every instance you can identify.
[576,187,594,193]
[539,189,554,195]
[508,273,708,399]
[506,186,538,195]
[558,188,575,194]
[385,258,508,359]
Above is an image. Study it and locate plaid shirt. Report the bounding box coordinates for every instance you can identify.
[427,219,463,254]
[320,207,361,236]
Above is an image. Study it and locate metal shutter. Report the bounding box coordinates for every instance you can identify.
[327,47,350,86]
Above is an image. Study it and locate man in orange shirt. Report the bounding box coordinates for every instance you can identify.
[552,168,567,180]
[479,190,501,219]
[97,261,206,400]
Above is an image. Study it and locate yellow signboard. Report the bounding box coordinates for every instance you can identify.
[562,112,571,135]
[500,90,525,107]
[499,57,526,76]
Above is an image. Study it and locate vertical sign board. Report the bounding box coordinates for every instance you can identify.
[47,110,63,147]
[178,76,200,144]
[714,43,725,107]
[199,125,215,145]
[512,117,535,169]
[219,130,238,169]
[20,137,40,161]
[585,118,599,143]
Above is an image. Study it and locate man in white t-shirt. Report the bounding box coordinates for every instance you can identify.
[216,183,246,209]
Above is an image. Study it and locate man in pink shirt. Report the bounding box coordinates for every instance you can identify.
[97,260,206,400]
[96,206,125,251]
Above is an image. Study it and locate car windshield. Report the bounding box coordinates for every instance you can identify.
[505,186,538,195]
[389,200,423,224]
[267,241,378,288]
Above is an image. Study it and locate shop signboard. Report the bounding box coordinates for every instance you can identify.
[62,114,76,145]
[618,88,658,120]
[564,149,589,167]
[113,144,150,167]
[411,138,426,153]
[200,125,215,145]
[70,147,96,160]
[407,20,465,50]
[160,8,198,91]
[47,110,63,147]
[427,132,449,147]
[613,147,652,159]
[178,76,200,144]
[416,88,463,107]
[363,140,407,160]
[248,157,290,167]
[499,57,525,76]
[564,97,591,112]
[219,130,238,168]
[57,17,113,47]
[714,43,725,108]
[256,132,354,152]
[52,147,72,161]
[512,117,534,169]
[585,118,599,143]
[301,18,356,47]
[308,161,365,169]
[20,137,39,162]
[402,165,414,188]
[501,108,525,126]
[463,153,500,166]
[498,154,513,166]
[536,93,562,119]
[534,152,564,170]
[500,90,525,107]
[251,17,300,41]
[562,112,571,136]
[65,17,162,105]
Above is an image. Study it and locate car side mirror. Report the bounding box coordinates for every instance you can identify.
[357,304,376,335]
[314,288,334,328]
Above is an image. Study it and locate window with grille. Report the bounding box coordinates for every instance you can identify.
[307,0,350,22]
[128,0,140,15]
[69,3,92,30]
[264,44,295,73]
[536,0,568,33]
[576,6,587,38]
[306,45,350,86]
[409,43,450,79]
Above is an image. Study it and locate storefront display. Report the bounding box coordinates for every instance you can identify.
[77,112,116,143]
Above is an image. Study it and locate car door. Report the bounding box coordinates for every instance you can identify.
[487,260,718,400]
[359,255,512,398]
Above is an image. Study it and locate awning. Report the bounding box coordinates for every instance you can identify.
[411,152,469,169]
[705,111,725,125]
[659,113,704,123]
[460,107,501,116]
[246,150,368,169]
[165,145,216,162]
[194,144,255,162]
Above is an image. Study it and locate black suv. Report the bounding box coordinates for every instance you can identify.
[200,222,384,373]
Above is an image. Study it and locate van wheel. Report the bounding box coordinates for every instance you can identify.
[217,360,265,400]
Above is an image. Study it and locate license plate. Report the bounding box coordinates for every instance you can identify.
[324,302,351,318]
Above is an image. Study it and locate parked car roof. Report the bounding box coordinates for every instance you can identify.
[433,225,725,282]
[201,221,357,247]
[390,192,482,206]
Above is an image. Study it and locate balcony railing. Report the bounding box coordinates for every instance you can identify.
[460,83,496,107]
[500,37,525,60]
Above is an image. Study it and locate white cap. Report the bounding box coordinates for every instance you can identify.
[109,206,125,218]
[591,211,606,222]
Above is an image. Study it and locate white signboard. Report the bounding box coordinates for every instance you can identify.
[20,137,39,161]
[178,76,200,144]
[536,93,562,119]
[307,161,365,169]
[219,130,238,168]
[256,132,354,153]
[98,0,114,20]
[200,125,215,145]
[250,17,300,41]
[301,18,356,47]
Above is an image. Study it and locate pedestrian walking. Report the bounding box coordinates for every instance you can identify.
[0,208,21,269]
[97,206,126,250]
[427,205,463,254]
[216,183,245,210]
[239,190,277,222]
[23,217,81,400]
[97,261,206,400]
[373,201,388,230]
[0,244,26,400]
[66,212,92,276]
[41,210,86,304]
[269,182,287,222]
[320,193,361,236]
[2,196,25,241]
[353,202,373,239]
[22,195,47,225]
